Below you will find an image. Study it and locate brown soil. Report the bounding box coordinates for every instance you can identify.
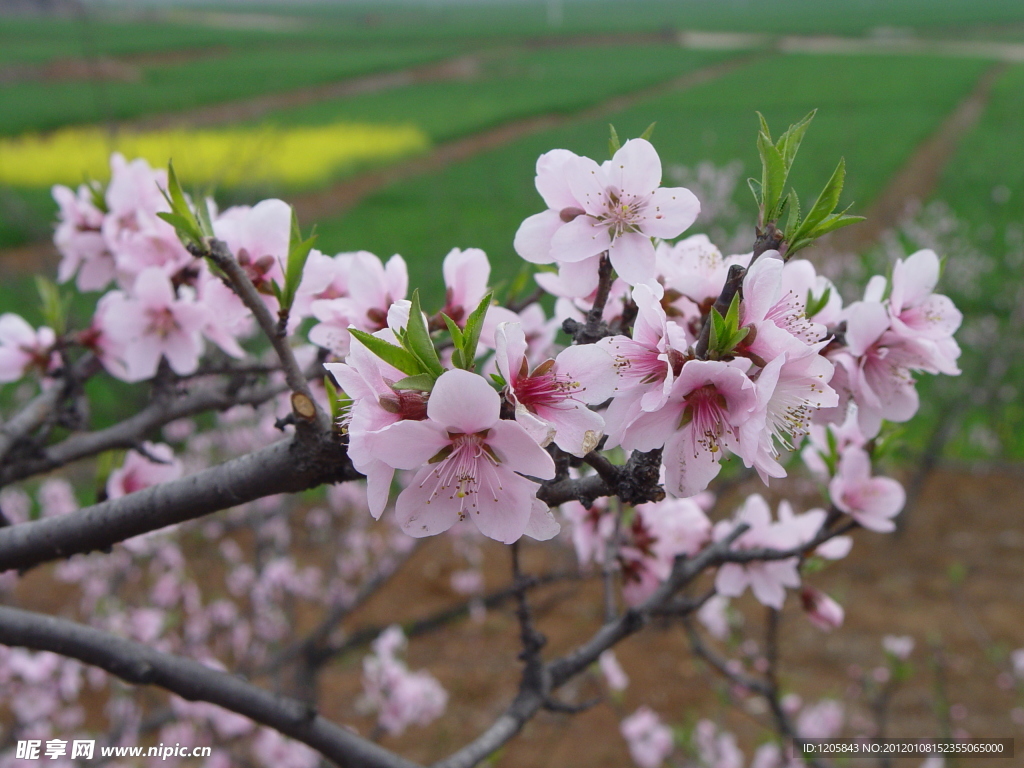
[0,47,234,86]
[307,466,1024,767]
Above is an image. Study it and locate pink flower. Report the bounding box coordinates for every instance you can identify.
[697,595,731,640]
[599,649,630,692]
[495,322,615,457]
[888,249,962,343]
[326,334,427,518]
[0,314,55,383]
[796,699,844,739]
[829,446,904,533]
[52,183,114,291]
[882,635,914,660]
[102,154,192,283]
[620,706,674,768]
[291,249,351,321]
[800,587,844,631]
[367,369,557,543]
[694,720,744,768]
[599,284,689,445]
[107,443,184,499]
[360,626,447,737]
[309,251,408,356]
[101,267,208,381]
[515,139,699,290]
[441,247,490,323]
[560,497,615,567]
[713,494,802,609]
[213,199,291,298]
[621,359,758,498]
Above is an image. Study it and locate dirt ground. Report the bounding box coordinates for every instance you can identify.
[300,465,1024,767]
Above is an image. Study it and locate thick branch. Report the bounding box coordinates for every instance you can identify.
[0,605,420,768]
[0,433,358,573]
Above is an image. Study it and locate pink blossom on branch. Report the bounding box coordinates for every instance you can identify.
[515,139,700,293]
[366,369,558,543]
[495,321,615,457]
[0,314,55,383]
[620,706,674,768]
[829,446,905,533]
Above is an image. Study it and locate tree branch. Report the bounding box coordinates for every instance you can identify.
[0,605,421,768]
[0,432,358,573]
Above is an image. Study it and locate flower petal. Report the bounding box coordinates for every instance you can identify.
[427,369,500,434]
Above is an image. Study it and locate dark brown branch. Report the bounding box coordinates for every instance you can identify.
[0,605,421,768]
[0,433,358,573]
[561,254,614,345]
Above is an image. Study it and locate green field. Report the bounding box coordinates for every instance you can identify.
[0,43,457,137]
[308,54,991,306]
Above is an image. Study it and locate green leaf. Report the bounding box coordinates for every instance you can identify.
[440,313,464,348]
[278,208,317,314]
[34,276,70,335]
[349,329,423,376]
[777,109,816,173]
[756,111,773,144]
[724,291,742,331]
[156,211,202,245]
[808,212,865,238]
[757,131,786,221]
[608,123,621,158]
[159,161,202,245]
[195,194,215,239]
[639,121,657,142]
[747,177,763,207]
[784,189,801,238]
[805,285,832,319]
[392,373,436,392]
[87,180,108,214]
[459,291,493,373]
[490,373,507,388]
[793,157,847,240]
[405,290,444,376]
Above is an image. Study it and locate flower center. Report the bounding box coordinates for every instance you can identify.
[422,432,502,518]
[681,384,729,455]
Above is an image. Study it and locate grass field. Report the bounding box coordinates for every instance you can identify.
[0,43,457,137]
[308,54,991,306]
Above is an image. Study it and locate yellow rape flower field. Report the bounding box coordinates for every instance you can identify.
[0,122,430,189]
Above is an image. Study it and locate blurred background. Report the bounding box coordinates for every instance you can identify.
[1,1,1023,765]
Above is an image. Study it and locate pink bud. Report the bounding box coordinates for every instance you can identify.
[800,587,844,632]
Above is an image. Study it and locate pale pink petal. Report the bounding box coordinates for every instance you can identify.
[534,148,581,210]
[368,420,448,470]
[427,369,500,434]
[608,139,661,196]
[664,425,723,498]
[395,468,462,537]
[640,187,700,239]
[564,155,609,216]
[494,322,528,387]
[715,563,749,597]
[553,343,618,404]
[488,420,556,480]
[843,301,890,357]
[550,215,612,263]
[471,473,537,544]
[607,231,656,287]
[513,210,562,264]
[523,499,560,541]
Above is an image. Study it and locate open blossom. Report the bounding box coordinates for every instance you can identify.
[0,314,55,383]
[366,369,558,544]
[495,321,615,457]
[441,247,490,323]
[106,443,183,499]
[359,626,447,737]
[99,267,208,381]
[887,249,962,345]
[694,720,744,768]
[619,359,758,498]
[829,446,905,532]
[621,706,674,768]
[52,182,113,291]
[515,139,700,292]
[713,494,804,609]
[213,198,291,298]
